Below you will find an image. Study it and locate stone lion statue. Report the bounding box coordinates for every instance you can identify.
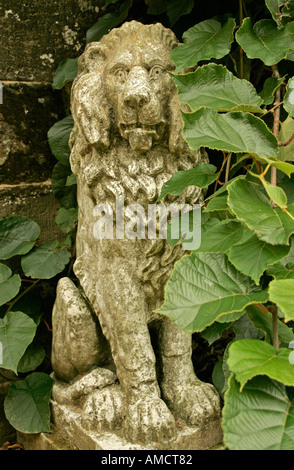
[51,21,220,447]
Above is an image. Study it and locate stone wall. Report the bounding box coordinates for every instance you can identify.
[0,0,105,240]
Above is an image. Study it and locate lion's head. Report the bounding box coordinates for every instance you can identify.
[70,21,186,155]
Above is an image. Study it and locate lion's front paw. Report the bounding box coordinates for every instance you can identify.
[162,381,221,428]
[123,396,176,444]
[82,385,125,432]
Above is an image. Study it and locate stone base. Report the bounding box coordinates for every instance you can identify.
[17,425,74,451]
[18,399,223,451]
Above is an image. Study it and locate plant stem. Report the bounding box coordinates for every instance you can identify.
[269,65,282,348]
[225,153,232,219]
[271,65,282,189]
[214,151,229,191]
[271,306,279,349]
[260,100,284,118]
[271,65,281,135]
[271,166,277,187]
[279,131,294,147]
[225,152,232,184]
[282,207,294,221]
[6,279,40,314]
[239,0,244,79]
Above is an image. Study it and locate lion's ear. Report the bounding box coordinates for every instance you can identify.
[71,44,110,150]
[78,42,108,74]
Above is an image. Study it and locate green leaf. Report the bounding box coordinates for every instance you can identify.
[246,304,294,345]
[51,162,77,209]
[66,173,77,186]
[166,211,214,249]
[269,278,294,321]
[4,372,53,433]
[232,313,264,340]
[221,342,233,395]
[212,358,226,397]
[58,234,74,249]
[146,0,194,22]
[267,261,294,279]
[0,311,36,373]
[201,321,232,345]
[255,156,294,177]
[157,252,268,333]
[265,0,285,24]
[216,310,244,324]
[182,108,278,159]
[195,219,245,253]
[278,117,294,161]
[228,231,291,284]
[172,64,263,113]
[236,18,294,66]
[21,241,71,279]
[163,0,194,26]
[258,76,285,105]
[287,50,294,60]
[284,77,294,117]
[52,58,78,90]
[12,293,42,325]
[56,207,78,233]
[17,342,45,373]
[47,115,74,167]
[86,0,133,43]
[222,375,294,450]
[279,175,294,204]
[227,179,294,245]
[265,0,294,27]
[0,216,40,260]
[205,175,247,201]
[261,180,288,208]
[157,163,218,200]
[0,264,21,306]
[228,339,294,390]
[204,194,229,212]
[171,17,235,72]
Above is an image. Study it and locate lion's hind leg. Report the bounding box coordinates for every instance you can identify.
[159,316,221,427]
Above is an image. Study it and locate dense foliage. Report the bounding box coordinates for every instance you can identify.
[1,0,294,449]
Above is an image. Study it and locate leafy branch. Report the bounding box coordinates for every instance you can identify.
[157,0,294,450]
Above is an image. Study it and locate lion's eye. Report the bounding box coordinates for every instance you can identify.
[150,65,165,79]
[115,69,128,81]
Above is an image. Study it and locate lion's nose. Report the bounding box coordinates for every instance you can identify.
[123,67,151,110]
[124,91,150,109]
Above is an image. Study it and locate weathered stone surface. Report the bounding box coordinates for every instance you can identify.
[51,21,222,449]
[18,394,222,450]
[48,399,223,450]
[52,277,112,382]
[0,82,64,184]
[0,1,106,189]
[0,0,104,83]
[17,425,75,450]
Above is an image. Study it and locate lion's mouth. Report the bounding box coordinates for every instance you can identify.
[119,121,164,135]
[119,121,165,152]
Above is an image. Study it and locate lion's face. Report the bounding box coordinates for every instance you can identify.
[104,41,176,152]
[70,22,186,157]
